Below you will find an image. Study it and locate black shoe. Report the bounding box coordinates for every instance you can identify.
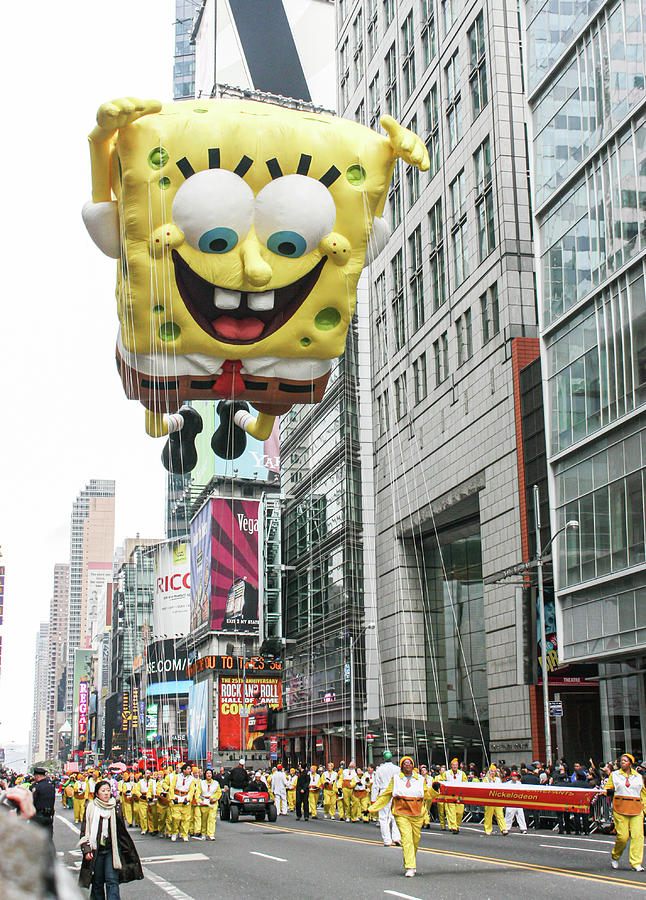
[162,406,203,474]
[211,400,249,459]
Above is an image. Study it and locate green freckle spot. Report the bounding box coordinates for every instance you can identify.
[346,164,366,186]
[314,308,341,331]
[152,305,164,313]
[158,176,171,189]
[194,108,208,114]
[159,321,181,341]
[148,147,169,170]
[300,337,312,347]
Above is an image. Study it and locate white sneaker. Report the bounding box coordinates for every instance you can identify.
[208,836,215,841]
[611,858,619,869]
[633,865,644,872]
[182,836,189,842]
[404,869,416,877]
[170,835,177,842]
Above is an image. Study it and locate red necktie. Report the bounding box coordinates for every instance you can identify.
[213,360,245,397]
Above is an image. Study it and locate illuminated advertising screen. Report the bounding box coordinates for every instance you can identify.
[211,498,261,635]
[190,498,263,636]
[190,501,212,631]
[218,676,282,751]
[153,541,191,638]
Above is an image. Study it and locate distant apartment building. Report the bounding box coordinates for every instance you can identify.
[30,623,50,765]
[45,563,70,759]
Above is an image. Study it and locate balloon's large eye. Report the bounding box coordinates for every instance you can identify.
[255,175,336,258]
[172,169,254,253]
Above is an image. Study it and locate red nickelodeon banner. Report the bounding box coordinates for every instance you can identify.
[218,676,282,752]
[437,782,599,813]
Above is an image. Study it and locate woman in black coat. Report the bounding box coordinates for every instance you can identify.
[78,780,143,897]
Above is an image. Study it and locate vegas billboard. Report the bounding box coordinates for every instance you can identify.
[190,498,262,636]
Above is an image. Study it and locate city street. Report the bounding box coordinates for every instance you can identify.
[54,806,645,899]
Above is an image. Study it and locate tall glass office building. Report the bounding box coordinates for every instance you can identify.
[527,0,646,759]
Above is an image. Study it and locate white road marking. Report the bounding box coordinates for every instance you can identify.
[540,833,613,845]
[56,814,80,834]
[249,850,287,862]
[143,866,196,900]
[141,853,208,864]
[56,851,64,857]
[384,890,424,900]
[540,843,608,854]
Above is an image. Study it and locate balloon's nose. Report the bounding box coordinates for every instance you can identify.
[240,235,272,287]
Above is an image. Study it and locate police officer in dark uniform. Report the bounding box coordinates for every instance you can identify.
[31,767,56,836]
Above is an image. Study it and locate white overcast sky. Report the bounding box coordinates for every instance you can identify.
[0,1,178,747]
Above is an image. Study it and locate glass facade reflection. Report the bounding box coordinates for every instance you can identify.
[532,0,646,205]
[174,0,196,100]
[541,113,646,325]
[526,0,603,92]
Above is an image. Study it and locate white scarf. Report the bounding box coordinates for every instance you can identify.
[79,798,122,872]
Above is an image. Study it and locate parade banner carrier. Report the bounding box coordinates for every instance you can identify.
[436,781,599,813]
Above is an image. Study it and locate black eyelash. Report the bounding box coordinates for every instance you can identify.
[208,148,221,169]
[297,154,312,176]
[319,165,341,187]
[176,157,195,179]
[266,157,283,179]
[234,155,253,177]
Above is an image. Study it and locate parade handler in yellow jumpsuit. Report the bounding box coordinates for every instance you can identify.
[439,758,468,832]
[197,769,222,840]
[369,756,439,877]
[482,764,508,836]
[605,753,646,871]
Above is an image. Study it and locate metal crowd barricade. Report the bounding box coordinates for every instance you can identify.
[590,792,613,833]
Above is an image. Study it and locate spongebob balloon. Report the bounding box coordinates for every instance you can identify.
[83,97,429,472]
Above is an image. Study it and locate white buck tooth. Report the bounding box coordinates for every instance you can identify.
[213,287,241,310]
[248,290,275,311]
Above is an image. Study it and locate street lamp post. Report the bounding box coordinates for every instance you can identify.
[349,623,375,763]
[533,484,578,765]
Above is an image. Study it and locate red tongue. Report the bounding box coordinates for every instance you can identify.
[212,316,265,341]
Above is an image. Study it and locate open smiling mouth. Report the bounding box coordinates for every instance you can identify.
[172,251,326,345]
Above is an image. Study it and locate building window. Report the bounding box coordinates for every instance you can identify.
[395,373,408,420]
[385,43,399,116]
[413,352,428,403]
[424,84,441,178]
[434,331,449,385]
[367,0,379,57]
[409,225,425,331]
[421,0,436,66]
[480,283,499,343]
[469,11,488,118]
[392,250,406,350]
[450,170,468,286]
[406,114,421,205]
[377,390,391,435]
[456,308,473,364]
[429,199,446,311]
[442,0,458,34]
[338,0,347,27]
[340,37,350,109]
[401,11,416,99]
[446,50,462,151]
[474,136,495,262]
[355,99,366,125]
[353,10,364,84]
[369,73,381,130]
[389,161,402,230]
[374,273,388,367]
[384,0,395,28]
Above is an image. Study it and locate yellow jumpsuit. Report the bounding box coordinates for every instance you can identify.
[169,774,197,838]
[341,769,359,821]
[438,768,468,831]
[322,769,338,818]
[135,778,151,832]
[73,778,88,822]
[309,771,321,818]
[287,773,297,811]
[370,772,439,872]
[336,770,345,820]
[482,775,507,835]
[146,778,159,833]
[354,775,370,821]
[605,769,646,869]
[119,777,135,825]
[197,779,222,839]
[157,773,173,836]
